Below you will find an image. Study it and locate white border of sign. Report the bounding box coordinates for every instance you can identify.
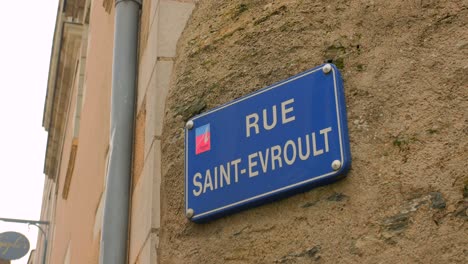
[185,65,345,221]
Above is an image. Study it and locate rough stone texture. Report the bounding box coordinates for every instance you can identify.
[430,191,446,209]
[160,1,468,263]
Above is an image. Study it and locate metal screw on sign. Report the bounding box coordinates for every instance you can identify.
[331,160,342,171]
[186,208,194,219]
[186,120,194,130]
[322,64,332,74]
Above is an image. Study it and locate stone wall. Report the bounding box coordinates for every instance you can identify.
[160,0,468,263]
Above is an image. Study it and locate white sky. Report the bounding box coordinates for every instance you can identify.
[0,0,59,263]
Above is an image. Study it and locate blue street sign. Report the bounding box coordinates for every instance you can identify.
[0,231,30,260]
[185,63,351,222]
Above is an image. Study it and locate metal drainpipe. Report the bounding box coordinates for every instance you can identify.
[100,0,141,263]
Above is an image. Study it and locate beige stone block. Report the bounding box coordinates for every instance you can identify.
[157,0,195,57]
[134,233,159,264]
[151,141,162,230]
[93,191,105,241]
[129,140,161,264]
[144,60,173,156]
[154,60,173,137]
[150,0,160,30]
[137,5,160,112]
[144,66,157,157]
[129,146,153,264]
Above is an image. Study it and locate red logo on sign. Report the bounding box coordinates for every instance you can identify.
[195,124,210,154]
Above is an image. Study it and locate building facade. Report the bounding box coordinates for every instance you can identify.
[38,0,194,263]
[37,0,467,263]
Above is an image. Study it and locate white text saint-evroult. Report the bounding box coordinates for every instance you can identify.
[191,98,333,197]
